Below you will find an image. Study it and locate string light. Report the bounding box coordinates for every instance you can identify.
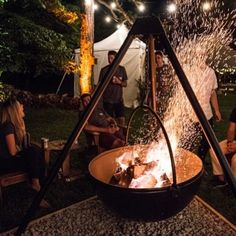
[93,3,98,11]
[202,2,211,11]
[116,24,121,29]
[85,0,93,6]
[110,2,116,9]
[105,16,112,23]
[167,3,177,13]
[138,3,145,13]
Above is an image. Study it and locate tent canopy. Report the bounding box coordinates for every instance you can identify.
[74,24,146,107]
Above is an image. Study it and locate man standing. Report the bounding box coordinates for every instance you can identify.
[196,64,222,161]
[98,50,128,127]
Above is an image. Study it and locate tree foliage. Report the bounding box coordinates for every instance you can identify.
[0,0,81,77]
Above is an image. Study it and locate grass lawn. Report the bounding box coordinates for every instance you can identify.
[0,93,236,233]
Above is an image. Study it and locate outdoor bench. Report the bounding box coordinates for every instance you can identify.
[0,171,28,206]
[0,141,41,206]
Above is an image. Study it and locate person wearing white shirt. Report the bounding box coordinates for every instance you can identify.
[195,65,222,161]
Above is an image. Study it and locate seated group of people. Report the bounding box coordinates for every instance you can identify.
[0,94,235,212]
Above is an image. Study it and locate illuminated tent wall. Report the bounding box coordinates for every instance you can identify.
[74,24,146,107]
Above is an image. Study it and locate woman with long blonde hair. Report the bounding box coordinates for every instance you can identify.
[0,97,49,208]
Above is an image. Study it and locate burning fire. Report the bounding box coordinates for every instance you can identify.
[111,0,234,189]
[112,143,175,188]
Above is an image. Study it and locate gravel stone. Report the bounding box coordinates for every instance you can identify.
[5,196,236,236]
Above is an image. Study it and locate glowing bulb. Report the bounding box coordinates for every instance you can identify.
[110,2,116,9]
[93,3,98,11]
[105,16,111,23]
[116,24,121,29]
[167,3,177,13]
[138,3,145,12]
[202,2,211,11]
[84,0,92,6]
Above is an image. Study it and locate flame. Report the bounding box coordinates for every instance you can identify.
[79,14,94,94]
[116,142,175,188]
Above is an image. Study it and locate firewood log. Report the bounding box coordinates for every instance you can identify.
[129,175,157,188]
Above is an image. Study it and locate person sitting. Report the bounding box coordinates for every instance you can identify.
[0,97,49,208]
[80,93,125,152]
[209,107,236,188]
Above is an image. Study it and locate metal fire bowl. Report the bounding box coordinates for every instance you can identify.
[89,145,204,221]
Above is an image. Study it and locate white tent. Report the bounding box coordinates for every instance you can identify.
[74,24,146,107]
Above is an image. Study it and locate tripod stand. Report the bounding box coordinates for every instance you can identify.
[16,16,236,235]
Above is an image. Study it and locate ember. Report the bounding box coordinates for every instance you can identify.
[90,145,202,187]
[110,146,172,188]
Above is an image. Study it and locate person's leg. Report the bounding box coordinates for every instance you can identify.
[23,145,46,189]
[31,178,41,192]
[197,118,214,161]
[62,155,70,177]
[230,153,236,178]
[103,102,114,117]
[114,128,125,141]
[114,102,125,127]
[117,117,125,127]
[99,133,125,150]
[209,140,228,177]
[0,156,27,174]
[111,138,125,149]
[23,145,50,208]
[209,140,230,186]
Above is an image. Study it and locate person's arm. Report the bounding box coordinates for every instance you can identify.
[227,121,236,142]
[227,121,236,153]
[120,79,127,87]
[121,67,128,87]
[98,67,105,83]
[113,76,127,87]
[210,90,222,121]
[112,67,128,87]
[5,133,18,156]
[84,122,118,134]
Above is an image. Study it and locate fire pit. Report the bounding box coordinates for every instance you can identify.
[89,145,203,221]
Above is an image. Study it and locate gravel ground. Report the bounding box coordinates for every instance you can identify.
[4,196,236,236]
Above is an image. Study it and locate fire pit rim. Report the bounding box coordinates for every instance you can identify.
[88,145,203,191]
[88,145,204,220]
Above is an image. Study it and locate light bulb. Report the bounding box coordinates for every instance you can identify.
[202,2,211,11]
[138,4,145,12]
[167,3,177,13]
[105,16,111,23]
[93,3,98,11]
[110,2,116,9]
